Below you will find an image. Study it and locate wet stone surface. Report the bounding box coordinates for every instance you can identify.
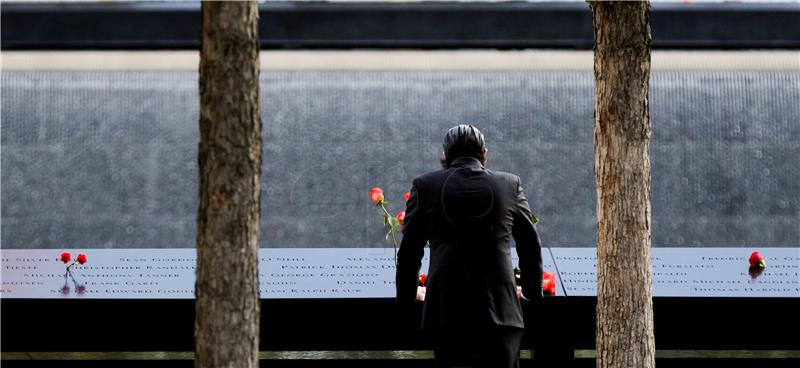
[2,71,798,248]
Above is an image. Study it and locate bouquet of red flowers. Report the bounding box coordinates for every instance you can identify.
[542,272,556,296]
[514,267,556,296]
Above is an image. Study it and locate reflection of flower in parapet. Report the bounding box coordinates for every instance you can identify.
[68,270,87,296]
[60,282,70,296]
[748,266,765,280]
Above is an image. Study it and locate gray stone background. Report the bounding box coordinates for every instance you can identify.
[2,71,798,248]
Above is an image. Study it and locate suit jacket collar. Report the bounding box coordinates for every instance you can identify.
[449,156,484,169]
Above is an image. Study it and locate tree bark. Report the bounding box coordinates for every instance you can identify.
[590,2,655,368]
[195,2,261,368]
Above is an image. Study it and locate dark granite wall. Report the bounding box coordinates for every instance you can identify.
[2,71,798,248]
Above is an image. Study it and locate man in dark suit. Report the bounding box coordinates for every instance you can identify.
[396,124,543,368]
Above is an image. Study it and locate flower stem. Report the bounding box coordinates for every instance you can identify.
[380,203,392,218]
[380,203,398,266]
[65,260,79,278]
[390,227,398,267]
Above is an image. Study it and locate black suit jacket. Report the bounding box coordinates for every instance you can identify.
[396,156,543,330]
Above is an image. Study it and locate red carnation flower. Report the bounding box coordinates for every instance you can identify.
[369,187,384,205]
[418,273,427,287]
[396,211,406,225]
[59,252,71,264]
[76,253,88,265]
[749,251,766,268]
[404,192,411,201]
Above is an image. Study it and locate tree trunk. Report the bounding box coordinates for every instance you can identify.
[590,2,655,368]
[195,2,261,368]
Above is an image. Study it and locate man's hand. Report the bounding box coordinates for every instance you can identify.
[516,286,530,302]
[416,286,426,302]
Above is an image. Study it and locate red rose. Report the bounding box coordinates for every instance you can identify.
[418,273,427,286]
[76,253,88,265]
[404,192,411,201]
[749,251,766,268]
[59,252,71,264]
[396,211,406,225]
[369,187,384,205]
[543,272,556,296]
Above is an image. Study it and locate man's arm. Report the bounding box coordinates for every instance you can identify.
[511,176,543,301]
[396,179,428,305]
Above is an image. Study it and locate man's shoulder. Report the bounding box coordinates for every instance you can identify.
[487,169,520,185]
[412,168,520,189]
[411,169,447,187]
